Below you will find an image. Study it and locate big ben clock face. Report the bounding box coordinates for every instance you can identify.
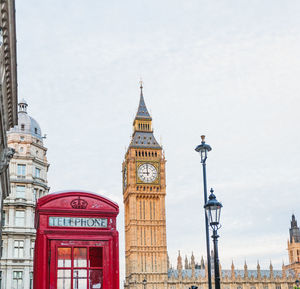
[137,163,158,183]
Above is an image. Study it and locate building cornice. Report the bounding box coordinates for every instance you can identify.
[1,0,18,129]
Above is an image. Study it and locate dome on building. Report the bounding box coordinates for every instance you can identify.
[8,99,43,139]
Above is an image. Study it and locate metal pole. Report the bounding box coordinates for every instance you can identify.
[212,230,221,289]
[202,161,212,289]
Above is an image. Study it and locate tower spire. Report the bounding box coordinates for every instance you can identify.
[135,81,151,120]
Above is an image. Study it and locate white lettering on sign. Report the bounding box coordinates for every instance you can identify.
[49,217,108,228]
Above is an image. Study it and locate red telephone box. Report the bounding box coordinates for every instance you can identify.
[34,190,119,289]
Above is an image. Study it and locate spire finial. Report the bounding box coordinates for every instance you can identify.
[139,79,143,95]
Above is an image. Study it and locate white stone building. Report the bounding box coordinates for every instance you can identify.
[0,100,49,289]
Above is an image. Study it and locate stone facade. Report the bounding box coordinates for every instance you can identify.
[168,251,295,289]
[0,0,19,239]
[0,100,49,289]
[123,83,168,289]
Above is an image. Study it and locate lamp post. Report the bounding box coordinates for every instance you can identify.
[204,189,223,289]
[195,135,212,289]
[142,278,147,289]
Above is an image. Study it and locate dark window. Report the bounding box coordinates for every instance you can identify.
[34,128,38,134]
[21,124,25,131]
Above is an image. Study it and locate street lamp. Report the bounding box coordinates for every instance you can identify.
[204,189,223,289]
[142,278,147,289]
[195,135,212,289]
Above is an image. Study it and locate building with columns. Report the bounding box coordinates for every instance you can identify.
[123,84,298,289]
[0,100,49,289]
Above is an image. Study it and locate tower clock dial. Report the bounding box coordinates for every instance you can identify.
[137,163,158,183]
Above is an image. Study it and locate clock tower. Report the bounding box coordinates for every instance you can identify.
[123,83,168,289]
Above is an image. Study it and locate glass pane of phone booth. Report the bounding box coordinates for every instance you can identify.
[56,246,103,289]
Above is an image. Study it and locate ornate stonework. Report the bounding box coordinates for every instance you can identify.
[123,84,168,289]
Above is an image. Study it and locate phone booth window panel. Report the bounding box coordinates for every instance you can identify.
[89,270,103,289]
[57,269,71,289]
[73,269,87,289]
[89,247,103,268]
[58,248,71,268]
[74,248,87,267]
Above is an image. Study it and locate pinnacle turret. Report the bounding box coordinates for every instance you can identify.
[290,214,300,243]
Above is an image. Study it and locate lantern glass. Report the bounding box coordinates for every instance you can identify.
[207,205,221,228]
[204,193,222,229]
[200,149,206,163]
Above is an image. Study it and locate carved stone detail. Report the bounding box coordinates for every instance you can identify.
[0,147,14,174]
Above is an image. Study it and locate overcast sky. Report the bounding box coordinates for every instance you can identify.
[15,0,300,281]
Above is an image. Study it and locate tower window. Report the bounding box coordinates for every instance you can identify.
[35,168,41,178]
[15,211,25,227]
[21,124,25,131]
[14,240,24,258]
[34,128,38,134]
[16,186,25,199]
[13,271,23,289]
[17,164,26,177]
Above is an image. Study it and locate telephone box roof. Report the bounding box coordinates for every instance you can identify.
[36,190,119,213]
